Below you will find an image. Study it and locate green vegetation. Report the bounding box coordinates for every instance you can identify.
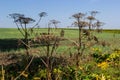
[0,28,120,51]
[0,28,22,39]
[0,28,120,39]
[103,29,120,34]
[0,28,120,80]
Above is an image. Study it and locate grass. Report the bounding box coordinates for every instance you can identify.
[0,28,22,39]
[0,28,120,51]
[0,28,120,39]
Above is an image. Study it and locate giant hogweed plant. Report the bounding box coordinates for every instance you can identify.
[8,12,47,80]
[9,12,47,55]
[33,26,65,80]
[67,11,103,80]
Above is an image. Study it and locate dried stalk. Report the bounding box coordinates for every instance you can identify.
[14,56,34,80]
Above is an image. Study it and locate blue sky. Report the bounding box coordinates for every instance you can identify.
[0,0,120,29]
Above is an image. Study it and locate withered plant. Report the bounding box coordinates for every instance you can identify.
[72,12,86,63]
[9,12,47,55]
[32,12,47,29]
[70,11,103,80]
[34,27,62,80]
[9,13,35,55]
[93,20,104,33]
[87,11,98,30]
[50,19,60,29]
[9,12,47,79]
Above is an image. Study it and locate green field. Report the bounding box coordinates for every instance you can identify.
[0,28,120,52]
[0,28,120,39]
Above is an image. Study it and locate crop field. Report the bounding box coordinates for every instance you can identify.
[0,28,120,51]
[0,28,120,80]
[0,28,120,38]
